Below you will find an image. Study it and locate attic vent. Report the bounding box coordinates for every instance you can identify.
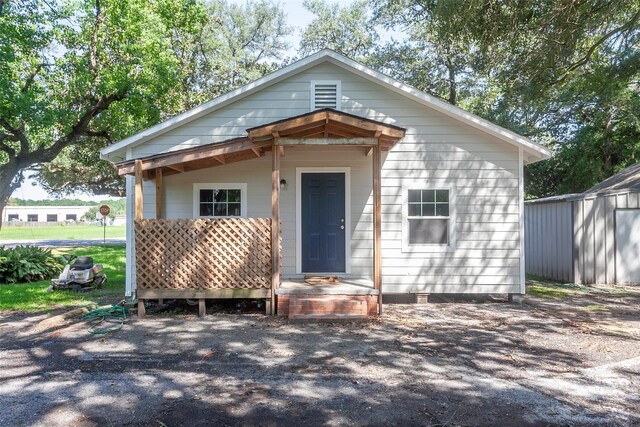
[311,80,341,110]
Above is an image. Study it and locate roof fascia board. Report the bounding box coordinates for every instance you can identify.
[322,53,550,160]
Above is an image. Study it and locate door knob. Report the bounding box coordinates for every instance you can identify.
[340,225,345,230]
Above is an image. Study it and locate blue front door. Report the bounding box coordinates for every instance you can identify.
[301,172,346,273]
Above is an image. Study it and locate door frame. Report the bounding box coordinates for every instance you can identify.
[296,167,351,275]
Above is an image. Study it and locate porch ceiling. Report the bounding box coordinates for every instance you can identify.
[115,109,406,178]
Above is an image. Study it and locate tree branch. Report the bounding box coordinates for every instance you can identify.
[0,118,29,154]
[0,137,16,159]
[18,90,128,167]
[557,8,640,82]
[22,63,51,93]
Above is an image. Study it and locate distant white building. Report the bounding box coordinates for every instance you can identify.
[2,206,94,223]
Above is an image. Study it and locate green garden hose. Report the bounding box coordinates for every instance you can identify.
[82,305,129,334]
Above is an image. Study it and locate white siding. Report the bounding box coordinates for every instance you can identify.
[136,62,522,294]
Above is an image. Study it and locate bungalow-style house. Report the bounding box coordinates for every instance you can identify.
[100,50,550,319]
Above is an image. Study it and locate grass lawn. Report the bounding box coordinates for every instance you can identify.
[0,225,126,241]
[526,274,640,298]
[0,244,126,312]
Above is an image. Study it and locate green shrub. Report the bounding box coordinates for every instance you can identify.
[0,245,63,284]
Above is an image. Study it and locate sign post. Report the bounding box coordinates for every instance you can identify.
[99,205,110,244]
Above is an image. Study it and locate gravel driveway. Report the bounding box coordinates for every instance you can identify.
[1,289,638,426]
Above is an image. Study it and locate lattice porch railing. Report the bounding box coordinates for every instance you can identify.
[135,218,273,290]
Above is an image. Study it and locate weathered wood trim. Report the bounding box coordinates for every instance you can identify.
[134,159,143,221]
[117,138,268,175]
[373,145,382,314]
[137,288,271,299]
[155,167,163,219]
[275,137,377,146]
[271,145,281,315]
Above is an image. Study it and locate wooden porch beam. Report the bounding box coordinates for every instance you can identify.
[271,144,281,315]
[275,137,377,146]
[214,155,226,164]
[135,159,143,221]
[155,167,163,219]
[372,146,382,315]
[117,138,269,175]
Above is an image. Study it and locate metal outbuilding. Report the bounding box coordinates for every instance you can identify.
[525,163,640,284]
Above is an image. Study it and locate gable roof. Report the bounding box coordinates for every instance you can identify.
[581,163,640,197]
[100,49,551,163]
[526,163,640,204]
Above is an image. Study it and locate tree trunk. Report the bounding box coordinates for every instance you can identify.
[0,161,21,232]
[445,54,457,106]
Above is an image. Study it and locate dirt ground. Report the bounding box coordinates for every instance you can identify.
[1,284,639,427]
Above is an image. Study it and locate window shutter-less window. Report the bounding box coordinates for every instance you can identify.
[311,81,341,110]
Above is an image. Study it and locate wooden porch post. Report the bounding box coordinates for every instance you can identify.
[155,167,163,219]
[134,159,145,316]
[134,160,143,221]
[270,144,281,315]
[373,145,382,315]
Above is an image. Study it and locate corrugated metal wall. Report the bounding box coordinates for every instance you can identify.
[526,192,640,284]
[525,201,574,282]
[573,192,640,284]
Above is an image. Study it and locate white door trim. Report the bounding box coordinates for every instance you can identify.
[296,167,351,275]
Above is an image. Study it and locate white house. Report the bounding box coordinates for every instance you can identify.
[100,50,550,318]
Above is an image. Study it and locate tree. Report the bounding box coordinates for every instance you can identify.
[29,0,292,200]
[372,0,640,196]
[0,0,209,227]
[299,0,378,59]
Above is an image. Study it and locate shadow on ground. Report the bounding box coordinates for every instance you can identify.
[1,292,639,426]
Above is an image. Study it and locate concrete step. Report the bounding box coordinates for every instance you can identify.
[288,313,370,322]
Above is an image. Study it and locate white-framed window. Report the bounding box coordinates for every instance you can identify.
[310,80,341,110]
[402,186,456,252]
[193,183,247,218]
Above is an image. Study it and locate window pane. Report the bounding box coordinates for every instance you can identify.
[422,204,436,217]
[228,203,241,216]
[227,189,241,203]
[200,203,213,216]
[435,190,449,203]
[409,218,448,244]
[435,204,449,216]
[200,189,213,203]
[423,190,435,203]
[214,189,226,202]
[214,203,227,216]
[408,190,421,203]
[408,203,422,216]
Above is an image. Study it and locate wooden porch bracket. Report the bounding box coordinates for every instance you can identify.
[271,140,281,315]
[373,145,382,315]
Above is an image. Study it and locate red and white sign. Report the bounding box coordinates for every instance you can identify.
[99,205,111,216]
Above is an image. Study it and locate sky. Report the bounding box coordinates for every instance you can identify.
[11,0,356,201]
